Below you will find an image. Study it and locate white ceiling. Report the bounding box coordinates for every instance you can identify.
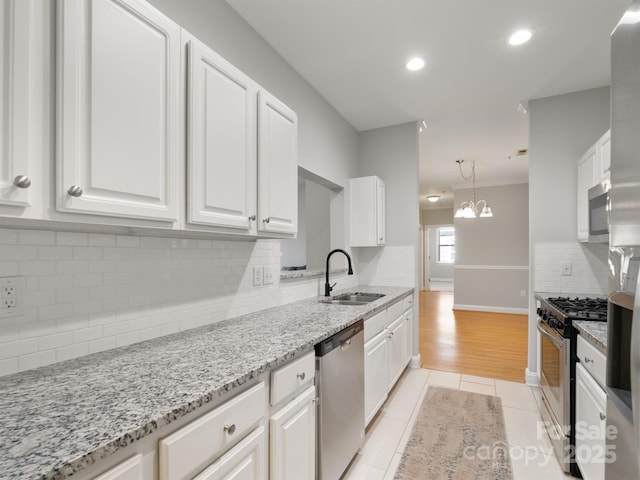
[227,0,629,209]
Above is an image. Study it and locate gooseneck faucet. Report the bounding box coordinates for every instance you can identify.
[325,249,354,296]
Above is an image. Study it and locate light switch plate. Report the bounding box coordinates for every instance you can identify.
[263,266,275,285]
[1,276,25,318]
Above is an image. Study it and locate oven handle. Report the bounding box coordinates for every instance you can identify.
[537,320,564,348]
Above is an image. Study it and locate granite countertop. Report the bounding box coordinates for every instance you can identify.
[0,285,412,480]
[573,320,608,354]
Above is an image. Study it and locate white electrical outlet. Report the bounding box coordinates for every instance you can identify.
[520,290,526,297]
[253,266,263,287]
[561,261,572,276]
[263,267,274,285]
[1,276,25,318]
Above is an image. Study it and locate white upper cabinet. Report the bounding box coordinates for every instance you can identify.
[350,176,386,247]
[186,36,258,233]
[257,90,298,236]
[0,0,42,208]
[56,0,181,222]
[576,129,610,242]
[577,144,597,242]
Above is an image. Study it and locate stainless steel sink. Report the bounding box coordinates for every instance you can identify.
[320,292,385,305]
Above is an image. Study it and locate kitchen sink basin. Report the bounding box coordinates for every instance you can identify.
[320,292,385,305]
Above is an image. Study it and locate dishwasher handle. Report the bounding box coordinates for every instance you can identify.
[315,320,364,356]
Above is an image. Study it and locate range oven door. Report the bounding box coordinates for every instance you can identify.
[537,319,571,470]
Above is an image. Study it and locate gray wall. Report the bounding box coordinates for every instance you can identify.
[527,86,611,383]
[453,183,529,311]
[355,122,421,360]
[421,207,454,226]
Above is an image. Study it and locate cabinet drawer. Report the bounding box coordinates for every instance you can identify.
[577,335,606,388]
[364,309,387,343]
[159,382,265,480]
[93,454,143,480]
[387,299,405,324]
[270,351,315,406]
[193,426,266,480]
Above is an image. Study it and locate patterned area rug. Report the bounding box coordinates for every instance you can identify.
[394,386,513,480]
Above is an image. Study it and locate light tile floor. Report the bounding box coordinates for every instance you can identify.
[342,368,574,480]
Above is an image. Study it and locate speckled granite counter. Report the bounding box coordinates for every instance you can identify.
[0,285,412,480]
[573,320,608,354]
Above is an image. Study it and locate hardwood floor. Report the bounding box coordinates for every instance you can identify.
[419,290,528,383]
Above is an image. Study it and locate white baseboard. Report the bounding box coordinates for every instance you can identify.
[525,367,540,387]
[430,277,453,283]
[410,354,422,369]
[452,303,528,315]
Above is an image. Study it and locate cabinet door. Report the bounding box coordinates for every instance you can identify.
[257,90,297,236]
[93,455,144,480]
[193,426,266,480]
[376,179,386,245]
[577,144,597,242]
[364,330,388,425]
[0,0,40,207]
[403,310,412,366]
[57,0,180,221]
[269,386,315,480]
[387,315,405,389]
[596,130,611,181]
[575,363,607,480]
[187,37,257,232]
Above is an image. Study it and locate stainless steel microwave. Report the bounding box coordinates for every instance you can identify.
[588,181,610,243]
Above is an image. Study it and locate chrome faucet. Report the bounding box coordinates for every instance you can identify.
[325,249,354,296]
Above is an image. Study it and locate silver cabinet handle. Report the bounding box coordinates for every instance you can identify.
[600,412,606,421]
[67,185,83,197]
[263,217,270,224]
[584,357,593,364]
[13,175,31,189]
[224,424,236,435]
[297,372,306,380]
[248,215,256,221]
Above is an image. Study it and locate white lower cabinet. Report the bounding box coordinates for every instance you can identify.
[575,362,607,480]
[364,329,389,425]
[364,295,413,425]
[159,382,266,480]
[269,386,316,480]
[193,426,266,480]
[386,315,405,390]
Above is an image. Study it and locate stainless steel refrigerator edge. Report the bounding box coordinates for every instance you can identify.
[607,2,640,477]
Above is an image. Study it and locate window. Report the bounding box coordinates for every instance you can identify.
[437,227,455,263]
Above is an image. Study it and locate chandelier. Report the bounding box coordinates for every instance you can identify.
[454,159,493,218]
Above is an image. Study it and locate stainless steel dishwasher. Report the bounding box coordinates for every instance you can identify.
[315,319,365,480]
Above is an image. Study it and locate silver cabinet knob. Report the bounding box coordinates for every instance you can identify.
[223,423,236,435]
[263,217,270,224]
[297,372,306,380]
[248,215,256,221]
[13,175,31,189]
[67,185,83,197]
[584,357,593,364]
[599,412,606,421]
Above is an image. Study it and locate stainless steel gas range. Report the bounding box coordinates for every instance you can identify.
[536,295,607,476]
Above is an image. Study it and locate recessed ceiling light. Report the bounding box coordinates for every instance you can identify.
[406,57,425,71]
[508,28,534,46]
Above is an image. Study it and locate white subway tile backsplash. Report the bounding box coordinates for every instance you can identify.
[0,227,374,376]
[19,350,56,371]
[534,242,608,295]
